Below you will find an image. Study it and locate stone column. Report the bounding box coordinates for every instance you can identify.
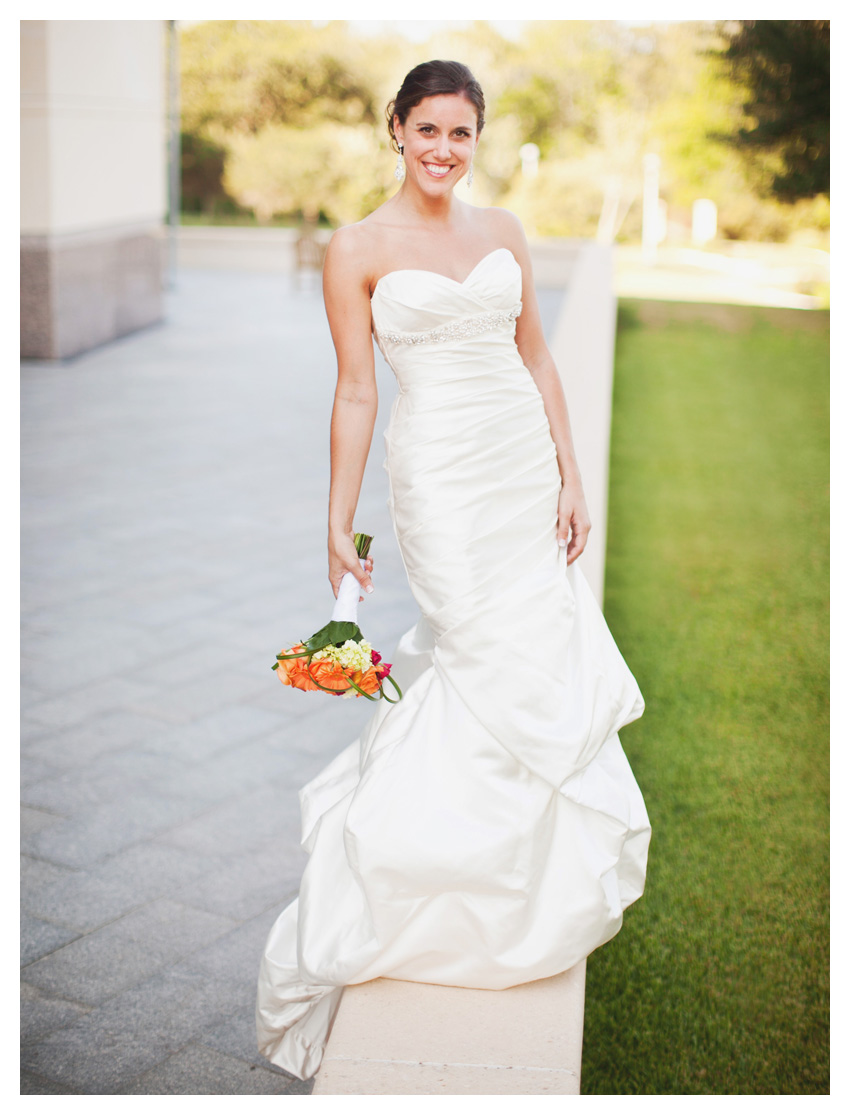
[20,20,166,360]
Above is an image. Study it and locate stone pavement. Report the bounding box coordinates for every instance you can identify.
[20,269,564,1095]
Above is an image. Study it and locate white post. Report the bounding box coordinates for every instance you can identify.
[520,142,540,178]
[692,198,718,246]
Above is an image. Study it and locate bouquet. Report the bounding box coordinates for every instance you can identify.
[273,532,402,702]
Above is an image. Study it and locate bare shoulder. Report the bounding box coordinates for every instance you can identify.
[480,206,528,251]
[325,223,370,276]
[325,217,394,293]
[468,205,532,270]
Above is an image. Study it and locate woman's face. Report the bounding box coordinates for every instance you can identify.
[394,94,479,194]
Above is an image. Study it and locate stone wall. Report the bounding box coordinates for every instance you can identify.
[20,21,166,359]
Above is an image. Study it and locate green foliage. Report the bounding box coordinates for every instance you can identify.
[179,131,230,215]
[586,302,829,1093]
[713,21,830,202]
[181,20,390,225]
[181,20,379,136]
[178,19,830,241]
[223,121,386,224]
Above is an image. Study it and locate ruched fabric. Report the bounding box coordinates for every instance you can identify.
[256,248,651,1080]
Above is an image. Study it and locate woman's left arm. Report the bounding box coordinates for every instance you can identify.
[497,210,591,565]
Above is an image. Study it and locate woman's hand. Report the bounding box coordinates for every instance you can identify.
[557,477,591,565]
[329,530,374,601]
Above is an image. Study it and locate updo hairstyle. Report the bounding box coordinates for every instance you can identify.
[386,60,486,153]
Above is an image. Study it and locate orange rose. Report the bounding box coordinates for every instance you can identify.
[275,648,383,697]
[276,645,309,688]
[349,666,381,695]
[306,658,350,693]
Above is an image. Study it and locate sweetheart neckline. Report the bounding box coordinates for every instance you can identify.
[370,247,518,301]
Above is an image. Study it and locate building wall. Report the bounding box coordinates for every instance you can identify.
[21,20,167,359]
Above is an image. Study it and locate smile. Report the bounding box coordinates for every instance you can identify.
[423,163,453,178]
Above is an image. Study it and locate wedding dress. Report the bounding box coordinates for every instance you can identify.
[256,247,651,1080]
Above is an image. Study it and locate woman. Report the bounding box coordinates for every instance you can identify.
[257,60,651,1081]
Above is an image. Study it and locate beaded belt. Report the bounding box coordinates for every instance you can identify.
[374,304,522,346]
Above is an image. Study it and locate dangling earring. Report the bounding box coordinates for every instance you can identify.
[467,161,474,188]
[395,146,405,182]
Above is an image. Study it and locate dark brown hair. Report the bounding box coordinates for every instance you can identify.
[386,60,486,152]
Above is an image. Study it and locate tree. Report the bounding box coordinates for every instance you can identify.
[714,20,829,201]
[180,21,379,137]
[180,132,228,215]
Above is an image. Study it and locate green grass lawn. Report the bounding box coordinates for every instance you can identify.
[582,301,829,1095]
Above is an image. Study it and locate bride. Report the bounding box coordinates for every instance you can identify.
[257,59,651,1081]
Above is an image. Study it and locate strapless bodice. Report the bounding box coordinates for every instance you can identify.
[370,247,523,389]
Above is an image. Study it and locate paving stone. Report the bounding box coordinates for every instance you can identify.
[129,645,245,690]
[278,696,375,758]
[20,755,60,787]
[19,271,431,1094]
[20,981,90,1043]
[126,613,244,661]
[111,590,222,629]
[20,854,79,909]
[20,963,243,1093]
[141,703,283,764]
[177,907,282,988]
[20,914,81,967]
[20,718,55,746]
[20,766,143,816]
[23,709,173,770]
[148,734,303,806]
[117,1042,309,1095]
[196,1004,296,1074]
[21,790,211,869]
[21,804,65,836]
[21,749,194,814]
[25,676,162,730]
[155,784,301,859]
[21,617,170,671]
[23,899,238,1006]
[22,843,211,933]
[20,1070,84,1095]
[132,670,269,725]
[175,841,303,922]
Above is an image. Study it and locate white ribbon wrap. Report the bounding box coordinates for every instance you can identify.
[330,564,365,625]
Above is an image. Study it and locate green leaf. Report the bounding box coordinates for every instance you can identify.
[380,673,403,703]
[301,620,364,653]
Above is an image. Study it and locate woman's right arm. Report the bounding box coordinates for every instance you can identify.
[323,228,378,598]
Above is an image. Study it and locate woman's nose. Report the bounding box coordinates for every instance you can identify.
[433,134,451,160]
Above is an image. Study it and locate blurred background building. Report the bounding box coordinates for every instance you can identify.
[20,21,166,359]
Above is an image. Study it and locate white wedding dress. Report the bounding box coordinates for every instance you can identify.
[256,248,651,1080]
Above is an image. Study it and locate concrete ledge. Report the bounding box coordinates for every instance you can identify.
[548,242,617,605]
[175,226,591,282]
[313,963,585,1095]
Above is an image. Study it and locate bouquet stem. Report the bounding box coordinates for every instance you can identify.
[330,532,373,624]
[331,570,362,624]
